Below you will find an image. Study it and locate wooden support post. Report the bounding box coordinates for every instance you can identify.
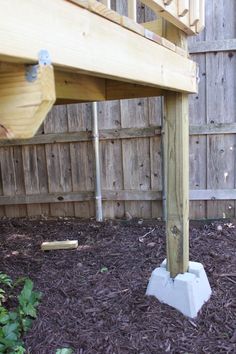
[163,21,189,278]
[164,92,189,278]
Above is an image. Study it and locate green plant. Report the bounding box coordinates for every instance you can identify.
[0,272,42,353]
[100,266,108,273]
[56,348,73,354]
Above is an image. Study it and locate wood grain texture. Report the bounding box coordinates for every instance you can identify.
[164,92,189,277]
[205,0,236,219]
[41,240,78,251]
[99,99,124,218]
[0,64,56,139]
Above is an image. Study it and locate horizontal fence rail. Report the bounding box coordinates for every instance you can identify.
[0,189,235,206]
[0,122,236,147]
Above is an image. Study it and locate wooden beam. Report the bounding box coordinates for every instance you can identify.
[164,91,189,278]
[0,0,197,93]
[41,240,78,251]
[0,63,55,139]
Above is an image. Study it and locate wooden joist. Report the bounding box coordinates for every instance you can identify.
[0,0,197,94]
[0,62,55,139]
[56,70,164,102]
[41,240,78,251]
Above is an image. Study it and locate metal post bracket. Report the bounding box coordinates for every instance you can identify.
[25,49,52,82]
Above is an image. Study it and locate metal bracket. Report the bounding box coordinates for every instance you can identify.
[25,65,38,83]
[25,50,51,82]
[38,49,52,66]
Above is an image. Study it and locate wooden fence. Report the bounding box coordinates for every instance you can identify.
[0,0,235,219]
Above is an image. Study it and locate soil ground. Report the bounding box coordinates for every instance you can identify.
[0,217,235,354]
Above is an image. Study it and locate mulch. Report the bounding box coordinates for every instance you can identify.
[0,217,235,354]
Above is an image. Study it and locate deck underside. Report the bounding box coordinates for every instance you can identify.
[0,0,197,94]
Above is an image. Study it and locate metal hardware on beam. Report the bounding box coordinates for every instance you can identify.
[25,65,38,82]
[38,49,52,66]
[25,50,51,82]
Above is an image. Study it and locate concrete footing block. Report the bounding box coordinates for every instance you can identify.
[146,259,212,318]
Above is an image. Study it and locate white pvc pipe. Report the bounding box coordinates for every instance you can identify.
[92,102,103,222]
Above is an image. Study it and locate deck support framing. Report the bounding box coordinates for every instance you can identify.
[163,23,189,278]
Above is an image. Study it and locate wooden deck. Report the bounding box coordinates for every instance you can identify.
[0,0,206,278]
[0,0,197,94]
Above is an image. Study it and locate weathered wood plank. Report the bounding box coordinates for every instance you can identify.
[44,106,74,216]
[189,39,236,54]
[189,52,207,219]
[206,1,236,218]
[0,188,236,206]
[2,122,236,148]
[190,122,236,135]
[0,127,161,147]
[121,98,152,218]
[190,189,236,201]
[99,99,125,218]
[0,147,23,217]
[22,145,42,216]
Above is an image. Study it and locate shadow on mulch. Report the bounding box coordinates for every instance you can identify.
[0,217,235,354]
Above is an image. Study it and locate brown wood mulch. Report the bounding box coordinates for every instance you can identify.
[0,217,235,354]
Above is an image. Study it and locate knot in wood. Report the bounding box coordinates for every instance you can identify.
[171,225,180,236]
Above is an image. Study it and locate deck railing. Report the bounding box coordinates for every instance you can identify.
[98,0,205,35]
